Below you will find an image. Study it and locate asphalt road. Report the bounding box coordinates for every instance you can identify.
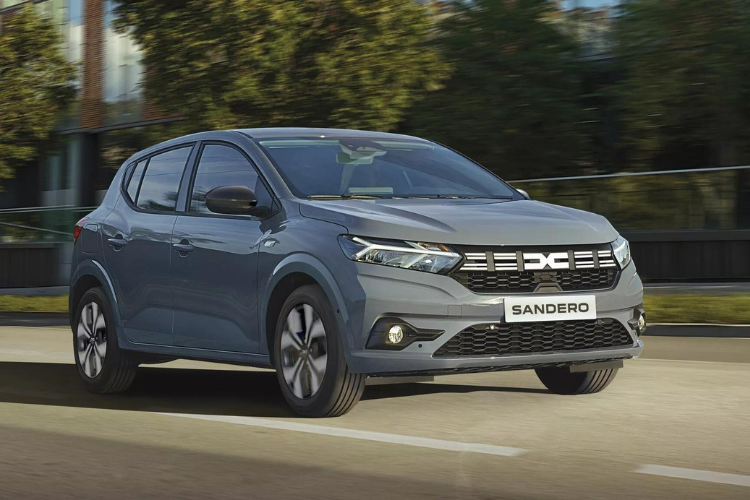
[0,327,748,499]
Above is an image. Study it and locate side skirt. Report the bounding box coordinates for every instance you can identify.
[121,342,274,369]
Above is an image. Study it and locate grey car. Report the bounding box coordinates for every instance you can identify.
[70,128,645,417]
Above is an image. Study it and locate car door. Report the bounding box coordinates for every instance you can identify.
[171,142,273,353]
[101,145,195,345]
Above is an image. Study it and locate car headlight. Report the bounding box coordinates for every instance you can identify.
[338,235,462,274]
[612,235,631,269]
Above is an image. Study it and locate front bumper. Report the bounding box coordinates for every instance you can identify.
[343,261,644,375]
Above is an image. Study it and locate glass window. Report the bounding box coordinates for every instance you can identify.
[256,138,518,200]
[136,146,192,211]
[1,1,26,9]
[190,145,261,214]
[125,160,146,202]
[103,0,144,125]
[31,0,84,130]
[561,0,621,9]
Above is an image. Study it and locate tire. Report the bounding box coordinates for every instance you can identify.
[73,287,138,393]
[535,366,618,395]
[273,284,365,417]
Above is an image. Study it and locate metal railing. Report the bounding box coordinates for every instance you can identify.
[0,205,95,243]
[1,165,749,240]
[511,165,750,232]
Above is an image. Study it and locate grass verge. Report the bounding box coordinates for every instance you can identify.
[0,293,748,324]
[0,295,68,313]
[643,294,750,324]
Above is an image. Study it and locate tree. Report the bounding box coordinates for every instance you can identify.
[407,0,591,180]
[613,0,750,168]
[0,5,76,182]
[113,0,449,132]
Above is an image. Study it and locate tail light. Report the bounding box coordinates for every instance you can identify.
[74,217,88,243]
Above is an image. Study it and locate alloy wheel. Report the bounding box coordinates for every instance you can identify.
[77,302,108,378]
[280,303,328,399]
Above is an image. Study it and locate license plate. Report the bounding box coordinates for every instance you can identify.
[504,295,596,323]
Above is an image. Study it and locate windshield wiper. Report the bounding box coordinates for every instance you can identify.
[399,195,514,200]
[308,194,389,200]
[308,194,514,200]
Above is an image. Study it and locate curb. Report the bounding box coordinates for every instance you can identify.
[644,324,750,338]
[0,312,69,327]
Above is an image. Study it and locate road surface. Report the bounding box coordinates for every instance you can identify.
[0,326,748,499]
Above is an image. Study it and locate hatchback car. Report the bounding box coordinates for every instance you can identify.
[70,128,644,417]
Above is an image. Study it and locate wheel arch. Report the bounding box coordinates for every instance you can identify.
[261,254,351,362]
[69,260,121,331]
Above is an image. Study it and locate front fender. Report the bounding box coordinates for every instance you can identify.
[260,252,359,358]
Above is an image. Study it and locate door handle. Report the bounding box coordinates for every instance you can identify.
[107,236,128,250]
[173,240,194,255]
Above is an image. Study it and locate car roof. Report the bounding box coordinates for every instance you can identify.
[122,127,430,167]
[234,127,427,141]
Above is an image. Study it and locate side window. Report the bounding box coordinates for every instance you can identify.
[136,146,192,211]
[190,144,266,214]
[125,159,146,202]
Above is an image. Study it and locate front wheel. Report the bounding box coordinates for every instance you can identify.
[273,285,365,417]
[535,366,618,395]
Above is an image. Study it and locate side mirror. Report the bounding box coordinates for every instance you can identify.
[516,188,531,200]
[205,185,265,216]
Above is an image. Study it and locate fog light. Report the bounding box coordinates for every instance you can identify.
[387,325,404,344]
[629,308,647,336]
[637,314,647,334]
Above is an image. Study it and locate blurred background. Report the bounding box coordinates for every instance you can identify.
[1,0,750,317]
[1,3,749,498]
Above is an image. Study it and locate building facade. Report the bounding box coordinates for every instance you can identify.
[0,0,184,210]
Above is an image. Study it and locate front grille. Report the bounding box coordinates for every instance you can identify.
[455,268,617,294]
[453,245,619,293]
[433,319,633,358]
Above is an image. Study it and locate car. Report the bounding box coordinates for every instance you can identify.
[69,127,645,417]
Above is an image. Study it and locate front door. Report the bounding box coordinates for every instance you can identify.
[101,145,194,345]
[171,143,272,353]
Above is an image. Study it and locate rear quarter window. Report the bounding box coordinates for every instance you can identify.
[135,146,193,211]
[125,160,146,202]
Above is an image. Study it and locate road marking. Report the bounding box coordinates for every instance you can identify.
[0,349,69,359]
[161,413,526,457]
[635,465,750,488]
[650,322,750,327]
[636,358,750,365]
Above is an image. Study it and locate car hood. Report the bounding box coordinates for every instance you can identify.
[297,198,618,246]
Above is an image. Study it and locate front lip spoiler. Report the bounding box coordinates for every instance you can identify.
[349,341,644,375]
[367,356,633,378]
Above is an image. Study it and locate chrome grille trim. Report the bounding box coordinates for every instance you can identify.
[452,244,621,294]
[459,247,618,272]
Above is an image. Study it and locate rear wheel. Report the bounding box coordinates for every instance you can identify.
[535,366,618,395]
[273,285,365,417]
[73,287,138,393]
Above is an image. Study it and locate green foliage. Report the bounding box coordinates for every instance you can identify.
[518,169,739,231]
[113,0,449,131]
[644,294,750,325]
[0,5,76,182]
[0,295,68,313]
[408,0,591,179]
[613,0,750,168]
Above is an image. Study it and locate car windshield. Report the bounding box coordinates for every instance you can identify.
[256,137,518,199]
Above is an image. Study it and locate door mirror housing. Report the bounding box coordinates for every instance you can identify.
[515,188,531,200]
[205,185,266,216]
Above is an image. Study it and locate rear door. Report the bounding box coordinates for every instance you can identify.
[171,142,273,353]
[101,145,195,345]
